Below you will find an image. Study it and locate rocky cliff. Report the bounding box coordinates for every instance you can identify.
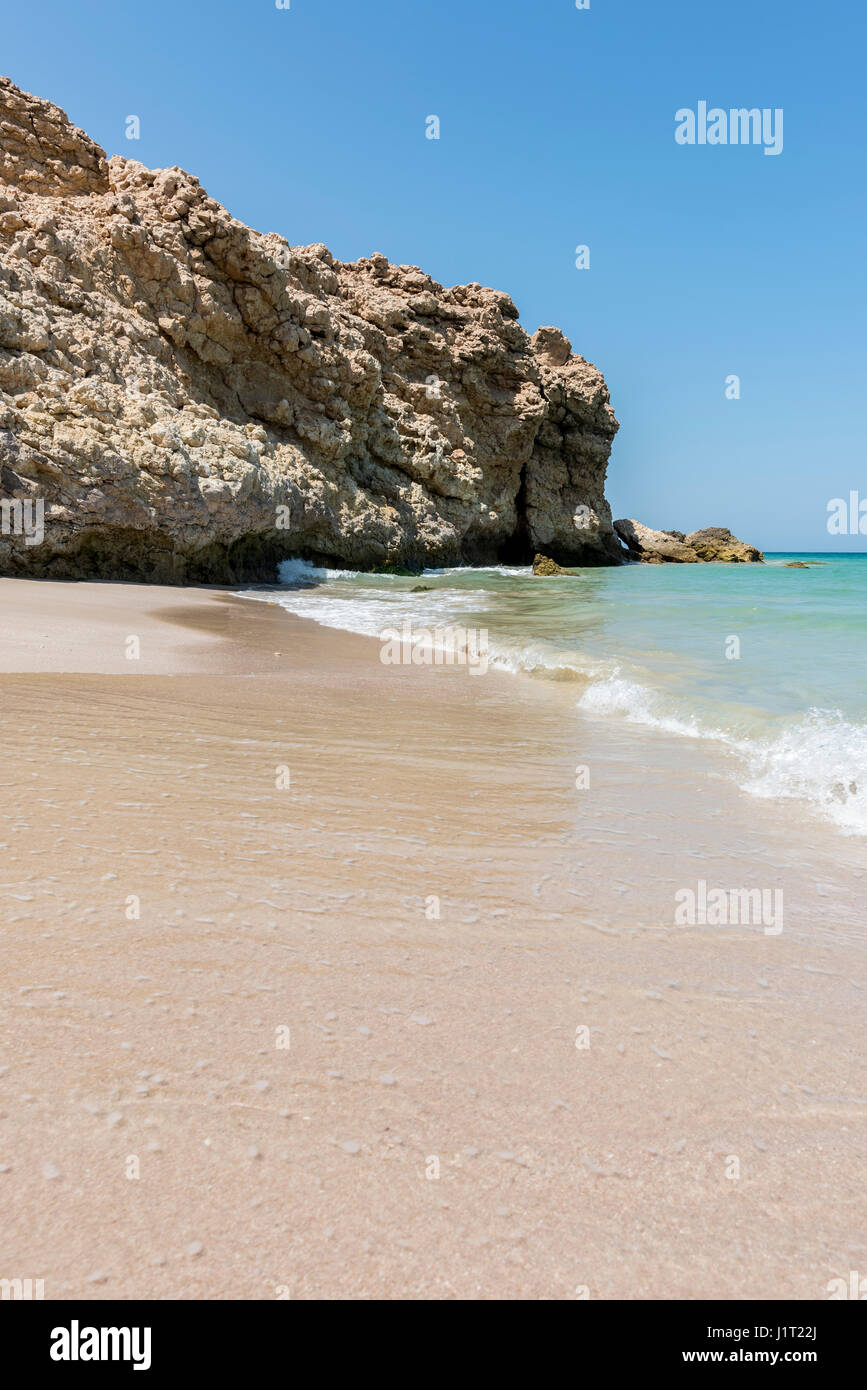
[613,520,764,564]
[0,77,622,583]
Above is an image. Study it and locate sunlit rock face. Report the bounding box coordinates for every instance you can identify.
[614,519,764,564]
[0,76,622,582]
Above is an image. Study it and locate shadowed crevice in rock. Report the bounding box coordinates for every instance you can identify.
[498,457,532,565]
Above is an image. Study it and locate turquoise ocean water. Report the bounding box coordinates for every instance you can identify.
[240,554,867,837]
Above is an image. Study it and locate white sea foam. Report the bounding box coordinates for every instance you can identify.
[486,639,606,682]
[422,564,534,578]
[276,559,530,585]
[742,709,867,836]
[577,677,867,835]
[577,674,706,738]
[241,566,489,640]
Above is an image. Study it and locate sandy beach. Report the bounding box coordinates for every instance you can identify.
[1,577,864,1300]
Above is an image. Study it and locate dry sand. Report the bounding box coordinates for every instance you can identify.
[0,577,864,1299]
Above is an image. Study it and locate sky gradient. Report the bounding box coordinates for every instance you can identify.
[4,0,865,549]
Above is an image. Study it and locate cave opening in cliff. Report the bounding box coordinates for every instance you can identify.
[498,463,533,565]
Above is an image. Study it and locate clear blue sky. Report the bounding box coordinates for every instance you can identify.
[5,0,865,549]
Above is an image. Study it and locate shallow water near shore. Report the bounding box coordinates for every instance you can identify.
[240,553,867,837]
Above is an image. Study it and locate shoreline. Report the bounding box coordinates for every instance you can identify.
[1,577,865,1298]
[237,552,867,838]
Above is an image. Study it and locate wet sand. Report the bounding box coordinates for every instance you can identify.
[0,578,864,1299]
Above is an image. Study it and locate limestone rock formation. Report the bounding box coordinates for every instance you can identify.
[0,77,622,583]
[686,527,764,563]
[614,519,763,564]
[613,520,699,564]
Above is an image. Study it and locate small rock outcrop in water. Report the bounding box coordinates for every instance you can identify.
[613,520,764,564]
[532,553,577,576]
[0,77,622,583]
[687,527,764,562]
